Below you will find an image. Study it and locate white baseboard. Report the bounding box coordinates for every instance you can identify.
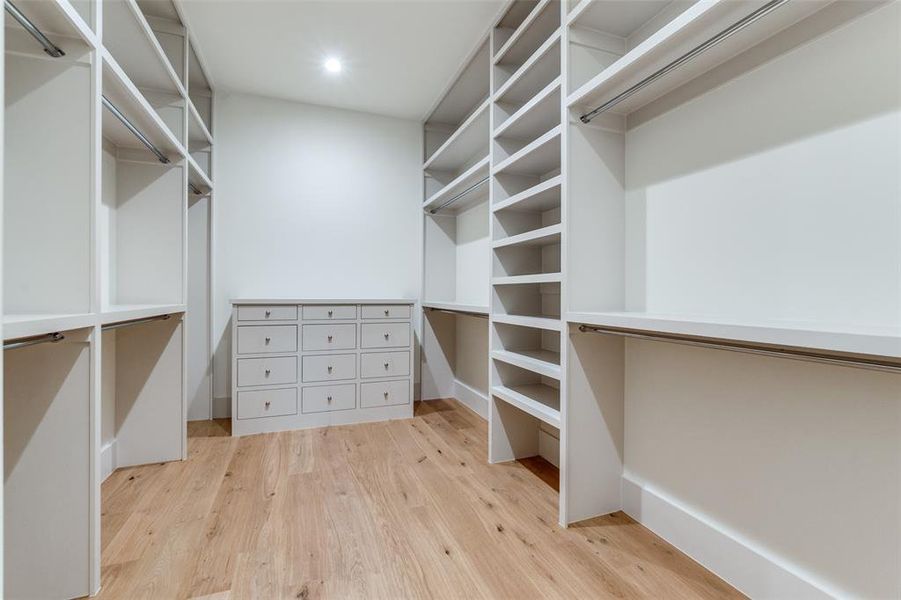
[622,474,837,599]
[452,379,488,420]
[101,441,116,482]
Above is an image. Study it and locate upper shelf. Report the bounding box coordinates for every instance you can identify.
[101,50,184,158]
[567,311,901,360]
[493,125,561,176]
[567,0,840,116]
[423,156,489,214]
[423,100,490,173]
[4,0,95,47]
[101,49,184,159]
[102,0,185,97]
[494,0,559,67]
[3,312,96,341]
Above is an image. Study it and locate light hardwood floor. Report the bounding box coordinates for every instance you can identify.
[97,399,742,599]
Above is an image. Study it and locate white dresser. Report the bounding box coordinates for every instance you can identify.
[230,299,415,436]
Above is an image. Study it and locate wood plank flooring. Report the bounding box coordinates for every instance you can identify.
[96,399,742,599]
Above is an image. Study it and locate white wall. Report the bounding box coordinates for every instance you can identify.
[211,93,422,413]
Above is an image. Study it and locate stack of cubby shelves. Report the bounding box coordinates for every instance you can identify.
[2,0,213,597]
[488,0,564,513]
[420,38,492,415]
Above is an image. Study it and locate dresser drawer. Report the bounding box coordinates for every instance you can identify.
[236,356,297,387]
[360,322,410,349]
[302,383,356,414]
[302,323,356,351]
[361,304,411,320]
[360,380,410,408]
[302,305,357,320]
[361,351,410,379]
[237,305,298,321]
[236,387,297,420]
[237,325,297,354]
[302,353,356,383]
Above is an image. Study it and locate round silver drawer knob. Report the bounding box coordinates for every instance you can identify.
[327,395,332,402]
[264,337,271,344]
[384,310,389,316]
[384,362,389,369]
[265,369,271,376]
[265,310,271,317]
[327,365,333,372]
[264,401,271,408]
[327,335,333,342]
[383,391,389,398]
[328,310,333,317]
[383,333,389,339]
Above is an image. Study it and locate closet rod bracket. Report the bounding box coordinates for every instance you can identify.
[5,0,65,58]
[4,332,66,351]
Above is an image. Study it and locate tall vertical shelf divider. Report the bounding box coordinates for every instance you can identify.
[3,0,213,596]
[420,37,492,417]
[488,0,566,523]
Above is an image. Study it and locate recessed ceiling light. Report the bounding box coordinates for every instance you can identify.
[324,57,342,74]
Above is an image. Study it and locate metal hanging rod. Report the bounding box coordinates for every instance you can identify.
[4,332,66,351]
[428,177,489,214]
[425,307,489,320]
[580,0,791,123]
[5,0,65,58]
[576,324,901,374]
[102,313,171,331]
[101,95,171,164]
[189,183,203,195]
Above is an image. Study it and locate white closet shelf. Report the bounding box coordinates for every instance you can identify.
[566,311,901,360]
[494,78,561,141]
[188,102,213,148]
[491,348,561,380]
[566,0,834,116]
[423,99,490,173]
[492,383,561,428]
[493,273,561,286]
[3,312,96,340]
[493,314,562,332]
[102,0,186,96]
[495,30,561,104]
[100,304,186,324]
[8,0,97,47]
[493,125,562,176]
[493,0,555,66]
[493,175,562,213]
[423,156,489,214]
[102,50,185,158]
[423,301,489,315]
[567,0,678,35]
[188,155,213,191]
[493,223,561,249]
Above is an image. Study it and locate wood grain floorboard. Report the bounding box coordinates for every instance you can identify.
[93,399,743,600]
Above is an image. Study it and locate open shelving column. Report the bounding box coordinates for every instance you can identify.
[488,0,565,521]
[3,0,214,596]
[420,38,491,416]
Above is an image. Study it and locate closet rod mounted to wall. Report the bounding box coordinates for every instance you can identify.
[5,0,65,57]
[4,332,66,351]
[101,95,171,164]
[425,307,489,320]
[576,324,901,374]
[102,313,171,331]
[189,183,203,195]
[579,0,790,123]
[428,177,489,214]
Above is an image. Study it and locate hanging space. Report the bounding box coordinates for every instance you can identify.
[99,0,187,477]
[3,3,97,598]
[421,37,491,415]
[564,0,901,595]
[488,0,564,506]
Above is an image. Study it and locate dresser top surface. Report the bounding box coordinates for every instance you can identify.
[231,298,416,305]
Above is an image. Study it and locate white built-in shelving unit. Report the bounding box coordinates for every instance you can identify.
[421,38,492,417]
[2,0,214,596]
[488,0,564,501]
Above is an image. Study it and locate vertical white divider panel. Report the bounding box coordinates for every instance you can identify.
[1,18,5,594]
[114,315,185,466]
[4,330,93,599]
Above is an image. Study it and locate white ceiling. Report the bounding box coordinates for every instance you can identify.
[177,0,505,121]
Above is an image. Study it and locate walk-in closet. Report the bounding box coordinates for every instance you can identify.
[2,0,899,598]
